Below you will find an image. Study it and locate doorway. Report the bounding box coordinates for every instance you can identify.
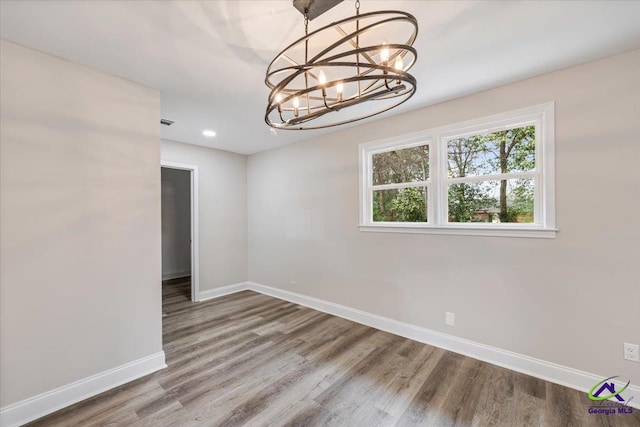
[161,162,199,301]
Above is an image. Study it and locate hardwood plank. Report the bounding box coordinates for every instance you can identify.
[470,363,518,426]
[374,343,445,419]
[430,357,488,426]
[395,351,466,426]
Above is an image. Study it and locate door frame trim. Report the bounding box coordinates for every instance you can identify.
[161,161,199,301]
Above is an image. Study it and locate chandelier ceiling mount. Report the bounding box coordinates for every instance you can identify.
[292,0,344,21]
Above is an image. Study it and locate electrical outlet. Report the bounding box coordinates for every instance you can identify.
[624,343,639,362]
[445,312,455,326]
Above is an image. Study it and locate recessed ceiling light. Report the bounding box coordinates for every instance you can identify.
[202,130,216,137]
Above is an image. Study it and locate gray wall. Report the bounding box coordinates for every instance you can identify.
[161,168,191,280]
[248,50,640,385]
[0,40,162,406]
[161,139,248,292]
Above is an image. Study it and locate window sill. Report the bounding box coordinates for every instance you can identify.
[358,224,557,239]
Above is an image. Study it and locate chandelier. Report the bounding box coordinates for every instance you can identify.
[265,0,418,130]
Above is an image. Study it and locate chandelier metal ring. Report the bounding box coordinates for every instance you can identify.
[268,76,416,127]
[266,61,417,127]
[266,45,418,106]
[265,11,418,88]
[267,60,417,105]
[266,43,418,92]
[265,7,418,130]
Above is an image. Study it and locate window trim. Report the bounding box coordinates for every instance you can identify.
[359,102,556,238]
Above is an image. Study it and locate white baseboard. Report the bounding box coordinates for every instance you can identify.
[246,282,640,409]
[197,282,249,302]
[0,351,166,427]
[162,270,191,281]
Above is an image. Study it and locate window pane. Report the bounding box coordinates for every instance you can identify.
[448,178,534,223]
[372,145,429,185]
[447,126,535,178]
[373,187,428,222]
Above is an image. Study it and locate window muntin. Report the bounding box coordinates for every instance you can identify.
[359,103,555,237]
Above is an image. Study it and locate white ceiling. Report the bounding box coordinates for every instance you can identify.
[1,0,639,155]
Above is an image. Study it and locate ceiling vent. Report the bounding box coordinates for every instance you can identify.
[160,119,174,126]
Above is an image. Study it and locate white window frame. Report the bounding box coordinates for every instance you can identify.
[359,102,556,238]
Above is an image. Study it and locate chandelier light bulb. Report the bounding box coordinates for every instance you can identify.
[318,70,327,85]
[380,42,389,63]
[274,92,283,113]
[336,82,344,101]
[394,56,404,71]
[293,96,300,117]
[318,70,328,97]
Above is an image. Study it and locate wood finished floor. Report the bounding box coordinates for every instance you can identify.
[29,278,640,427]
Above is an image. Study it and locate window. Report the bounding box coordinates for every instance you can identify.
[359,103,556,238]
[371,143,429,223]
